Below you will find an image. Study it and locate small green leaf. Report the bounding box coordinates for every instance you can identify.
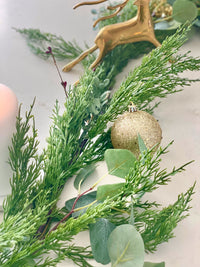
[89,98,101,114]
[143,262,165,267]
[11,257,36,267]
[97,183,124,201]
[138,134,147,154]
[155,21,171,30]
[65,191,97,217]
[89,218,116,264]
[107,224,145,267]
[74,164,96,190]
[105,149,136,178]
[92,76,100,88]
[173,0,198,23]
[166,20,182,29]
[102,78,110,88]
[154,20,181,30]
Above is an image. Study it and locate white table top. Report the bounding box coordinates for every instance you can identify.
[0,0,200,266]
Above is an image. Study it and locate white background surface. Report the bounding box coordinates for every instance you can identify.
[0,0,200,266]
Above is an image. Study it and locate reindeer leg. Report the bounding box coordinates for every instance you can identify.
[62,45,98,72]
[89,41,106,69]
[149,37,161,48]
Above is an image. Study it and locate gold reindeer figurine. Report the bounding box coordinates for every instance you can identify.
[62,0,161,72]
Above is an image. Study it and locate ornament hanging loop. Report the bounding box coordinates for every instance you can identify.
[128,102,137,113]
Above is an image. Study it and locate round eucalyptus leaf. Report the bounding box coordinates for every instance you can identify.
[173,0,198,23]
[107,224,145,267]
[97,183,124,201]
[89,218,116,264]
[104,149,136,178]
[154,21,171,30]
[154,20,181,30]
[74,164,96,190]
[65,191,97,217]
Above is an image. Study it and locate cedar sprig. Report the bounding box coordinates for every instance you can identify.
[139,184,195,253]
[14,28,84,61]
[3,99,44,220]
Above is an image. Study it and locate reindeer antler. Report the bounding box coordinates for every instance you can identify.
[73,0,108,10]
[107,0,130,11]
[93,0,130,27]
[74,0,130,27]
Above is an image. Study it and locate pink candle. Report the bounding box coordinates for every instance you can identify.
[0,84,18,209]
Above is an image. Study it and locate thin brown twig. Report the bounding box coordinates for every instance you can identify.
[48,187,93,234]
[46,47,68,98]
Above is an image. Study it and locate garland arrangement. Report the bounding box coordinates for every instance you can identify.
[1,1,200,266]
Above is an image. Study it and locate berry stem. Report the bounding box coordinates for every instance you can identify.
[46,47,68,98]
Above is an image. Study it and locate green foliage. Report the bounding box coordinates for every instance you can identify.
[194,19,200,27]
[154,20,182,31]
[3,100,44,220]
[129,199,135,226]
[104,149,137,178]
[103,144,195,253]
[0,108,195,265]
[65,191,97,217]
[39,97,112,204]
[97,183,125,201]
[11,257,36,267]
[0,197,54,266]
[172,0,198,23]
[1,22,200,266]
[107,224,145,267]
[14,28,84,61]
[122,142,193,198]
[89,25,200,136]
[89,218,116,264]
[143,262,165,267]
[138,184,195,252]
[74,164,96,190]
[138,134,148,155]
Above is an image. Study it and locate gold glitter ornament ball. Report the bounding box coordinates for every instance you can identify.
[111,110,162,158]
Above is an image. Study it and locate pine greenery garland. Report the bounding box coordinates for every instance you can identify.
[1,2,200,266]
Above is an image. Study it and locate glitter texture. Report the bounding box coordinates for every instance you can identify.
[111,110,162,158]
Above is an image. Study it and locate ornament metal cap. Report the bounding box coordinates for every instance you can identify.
[128,102,137,113]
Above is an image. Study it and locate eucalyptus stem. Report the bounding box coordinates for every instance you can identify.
[49,187,93,233]
[154,16,173,23]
